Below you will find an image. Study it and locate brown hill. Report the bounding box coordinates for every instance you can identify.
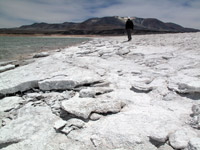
[0,16,199,35]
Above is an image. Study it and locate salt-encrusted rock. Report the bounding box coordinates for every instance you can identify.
[55,49,62,52]
[163,92,178,101]
[190,115,200,129]
[116,48,130,56]
[158,144,174,150]
[0,53,102,96]
[38,76,77,91]
[168,75,200,94]
[61,126,73,135]
[92,81,110,87]
[33,52,49,58]
[178,82,200,93]
[79,87,113,98]
[26,93,43,98]
[0,105,58,149]
[61,96,124,119]
[79,88,96,98]
[133,143,157,150]
[188,138,200,150]
[0,80,39,95]
[51,102,61,115]
[24,93,44,102]
[0,96,24,112]
[192,104,200,116]
[0,61,16,67]
[38,75,103,91]
[195,115,200,127]
[107,89,151,106]
[76,49,99,56]
[0,137,22,149]
[190,105,200,129]
[66,118,85,128]
[59,118,85,135]
[0,64,15,73]
[42,91,73,105]
[130,84,154,93]
[169,128,197,149]
[149,129,169,143]
[98,48,114,57]
[54,119,67,130]
[90,113,103,121]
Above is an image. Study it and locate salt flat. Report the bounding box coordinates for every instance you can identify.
[0,33,200,150]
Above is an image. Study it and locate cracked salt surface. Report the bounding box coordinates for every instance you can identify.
[0,33,200,150]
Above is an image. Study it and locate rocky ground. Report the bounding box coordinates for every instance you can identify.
[0,33,200,150]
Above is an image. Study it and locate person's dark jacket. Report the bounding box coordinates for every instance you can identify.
[125,19,134,30]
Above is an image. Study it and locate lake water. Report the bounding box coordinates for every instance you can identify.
[0,36,89,62]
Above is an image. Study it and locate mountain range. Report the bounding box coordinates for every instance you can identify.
[0,16,199,35]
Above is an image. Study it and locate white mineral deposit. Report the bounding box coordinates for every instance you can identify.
[0,33,200,150]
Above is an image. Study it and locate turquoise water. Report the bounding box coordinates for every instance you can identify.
[0,36,89,62]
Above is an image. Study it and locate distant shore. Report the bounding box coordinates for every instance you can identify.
[0,33,105,37]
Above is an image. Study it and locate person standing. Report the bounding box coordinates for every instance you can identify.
[125,18,134,41]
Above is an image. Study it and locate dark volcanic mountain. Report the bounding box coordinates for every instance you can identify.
[0,16,199,35]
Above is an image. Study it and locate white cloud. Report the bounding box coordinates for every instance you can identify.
[0,0,92,27]
[93,0,200,29]
[0,0,199,29]
[0,17,24,28]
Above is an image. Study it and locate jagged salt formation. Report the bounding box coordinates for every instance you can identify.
[0,33,200,150]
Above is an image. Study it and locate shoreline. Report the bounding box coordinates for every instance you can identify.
[0,36,92,68]
[1,32,199,68]
[0,33,106,37]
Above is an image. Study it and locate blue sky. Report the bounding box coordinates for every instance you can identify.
[0,0,200,29]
